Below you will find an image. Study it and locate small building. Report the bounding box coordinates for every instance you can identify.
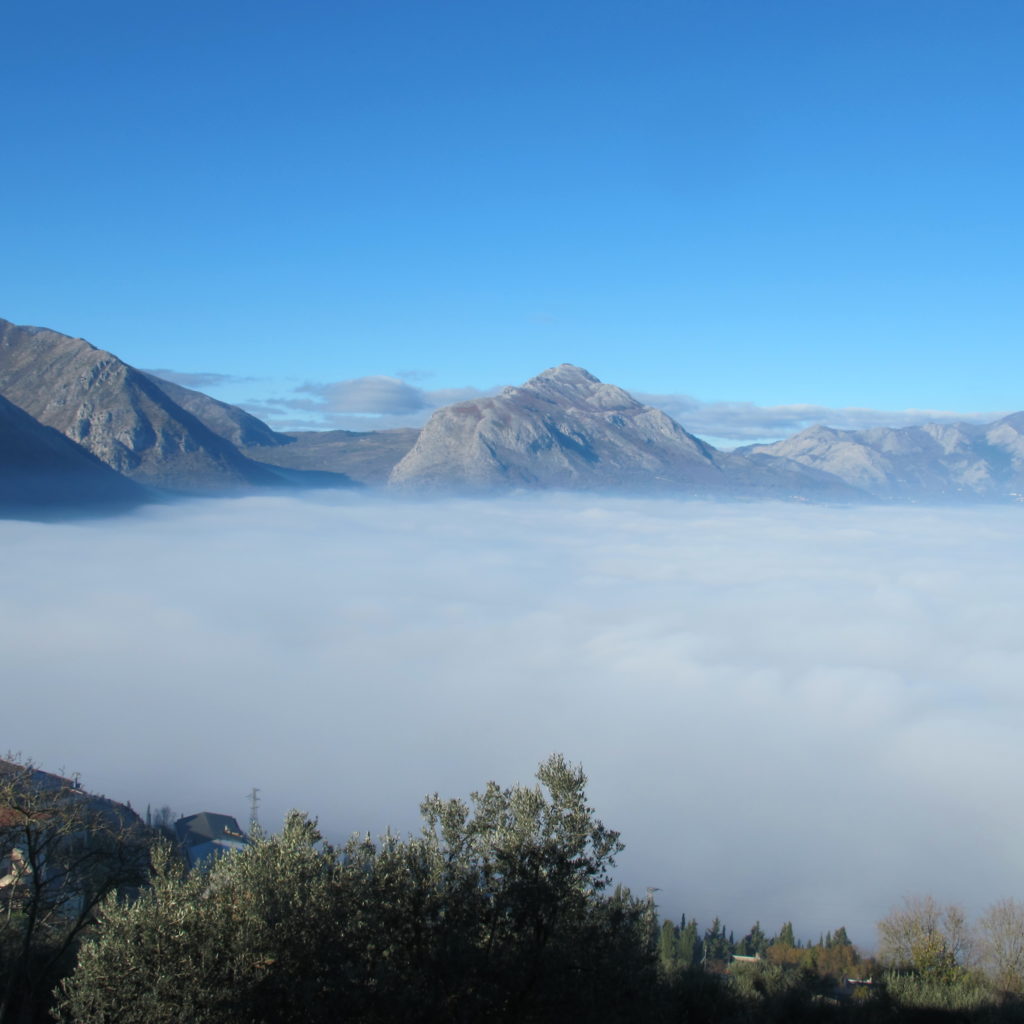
[174,812,251,869]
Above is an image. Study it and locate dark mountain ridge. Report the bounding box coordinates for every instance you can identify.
[0,392,148,516]
[0,319,287,492]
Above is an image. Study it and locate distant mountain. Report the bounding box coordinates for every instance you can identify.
[242,428,419,486]
[0,392,147,516]
[740,417,1024,501]
[389,364,720,490]
[389,364,860,499]
[0,319,290,492]
[4,314,1022,505]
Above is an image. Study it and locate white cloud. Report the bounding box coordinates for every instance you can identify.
[252,378,497,430]
[295,376,432,415]
[5,495,1023,950]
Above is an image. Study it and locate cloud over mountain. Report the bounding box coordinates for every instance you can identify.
[255,377,495,430]
[240,373,1004,443]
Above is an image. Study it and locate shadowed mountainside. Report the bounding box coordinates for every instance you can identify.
[0,392,148,516]
[0,319,286,492]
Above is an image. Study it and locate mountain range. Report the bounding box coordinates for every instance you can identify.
[1,315,1022,514]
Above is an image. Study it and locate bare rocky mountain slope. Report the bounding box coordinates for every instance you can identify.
[389,364,860,499]
[740,417,1024,501]
[0,319,291,492]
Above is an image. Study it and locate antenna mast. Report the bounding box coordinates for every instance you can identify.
[247,787,261,836]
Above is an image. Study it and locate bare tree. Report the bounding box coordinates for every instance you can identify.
[978,899,1024,994]
[877,895,973,976]
[0,758,150,1024]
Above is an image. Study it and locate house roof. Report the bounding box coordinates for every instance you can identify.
[174,812,249,848]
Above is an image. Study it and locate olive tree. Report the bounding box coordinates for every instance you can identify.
[57,813,344,1024]
[57,755,655,1024]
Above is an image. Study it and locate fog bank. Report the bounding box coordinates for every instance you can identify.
[3,493,1023,948]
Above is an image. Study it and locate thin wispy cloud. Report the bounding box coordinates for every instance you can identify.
[252,377,497,431]
[143,369,253,390]
[3,495,1022,949]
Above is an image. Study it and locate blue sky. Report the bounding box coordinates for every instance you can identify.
[3,0,1023,440]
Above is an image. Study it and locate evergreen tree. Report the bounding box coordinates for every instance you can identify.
[679,918,700,967]
[741,921,768,957]
[703,918,732,963]
[659,920,681,971]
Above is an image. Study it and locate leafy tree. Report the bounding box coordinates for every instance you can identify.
[57,814,344,1024]
[58,755,657,1024]
[776,921,796,948]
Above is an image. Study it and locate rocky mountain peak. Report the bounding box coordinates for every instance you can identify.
[390,365,727,492]
[509,363,639,413]
[524,363,601,389]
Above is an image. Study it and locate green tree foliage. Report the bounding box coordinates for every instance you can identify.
[659,920,681,972]
[702,917,733,965]
[737,921,769,957]
[678,917,700,967]
[0,758,149,1024]
[57,755,657,1024]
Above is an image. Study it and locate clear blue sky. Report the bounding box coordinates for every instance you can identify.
[3,0,1023,435]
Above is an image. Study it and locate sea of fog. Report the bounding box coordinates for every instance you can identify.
[3,492,1023,948]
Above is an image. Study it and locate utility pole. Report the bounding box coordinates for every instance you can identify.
[247,787,261,837]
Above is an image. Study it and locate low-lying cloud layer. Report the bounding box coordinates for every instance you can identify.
[4,494,1023,948]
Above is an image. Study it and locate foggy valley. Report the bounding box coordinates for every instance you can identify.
[4,491,1021,948]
